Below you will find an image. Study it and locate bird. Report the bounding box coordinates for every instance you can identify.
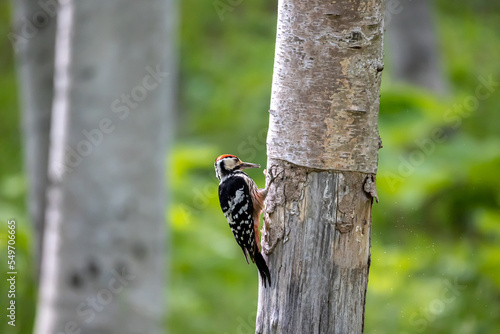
[214,154,274,287]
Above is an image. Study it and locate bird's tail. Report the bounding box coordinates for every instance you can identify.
[253,248,271,288]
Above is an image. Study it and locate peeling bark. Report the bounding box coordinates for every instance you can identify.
[257,0,384,333]
[259,164,373,333]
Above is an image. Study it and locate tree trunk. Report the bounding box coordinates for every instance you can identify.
[387,0,448,93]
[33,1,176,333]
[11,0,58,279]
[257,0,384,333]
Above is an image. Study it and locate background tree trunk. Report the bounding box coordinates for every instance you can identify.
[257,0,384,333]
[11,0,58,280]
[387,0,448,93]
[33,0,176,333]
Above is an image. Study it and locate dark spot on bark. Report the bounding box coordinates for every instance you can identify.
[346,31,363,48]
[350,31,363,41]
[325,12,340,17]
[292,36,305,43]
[87,259,100,279]
[378,136,383,149]
[32,13,49,28]
[376,63,384,72]
[69,272,83,289]
[132,242,148,260]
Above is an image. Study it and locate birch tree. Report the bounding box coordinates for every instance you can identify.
[11,0,58,278]
[257,0,384,333]
[33,1,176,333]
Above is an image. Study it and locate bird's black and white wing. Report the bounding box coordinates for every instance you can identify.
[218,175,256,263]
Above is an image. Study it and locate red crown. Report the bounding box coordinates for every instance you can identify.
[216,154,237,161]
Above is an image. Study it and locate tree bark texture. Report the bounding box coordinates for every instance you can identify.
[257,0,384,333]
[33,1,176,334]
[11,0,58,279]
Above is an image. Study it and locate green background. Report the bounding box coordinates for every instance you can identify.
[1,0,499,333]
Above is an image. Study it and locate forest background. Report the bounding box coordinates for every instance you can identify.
[0,0,499,333]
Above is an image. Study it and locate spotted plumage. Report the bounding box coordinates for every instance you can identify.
[215,155,272,287]
[219,174,256,259]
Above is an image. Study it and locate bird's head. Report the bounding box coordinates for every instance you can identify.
[214,154,260,181]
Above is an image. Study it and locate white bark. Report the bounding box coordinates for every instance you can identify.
[33,1,176,333]
[11,0,58,278]
[266,0,384,174]
[257,0,384,333]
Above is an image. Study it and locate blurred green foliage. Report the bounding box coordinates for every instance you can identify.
[1,0,499,333]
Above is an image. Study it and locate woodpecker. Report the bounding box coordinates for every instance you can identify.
[215,154,272,287]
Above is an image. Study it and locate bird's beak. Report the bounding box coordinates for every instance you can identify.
[239,161,261,170]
